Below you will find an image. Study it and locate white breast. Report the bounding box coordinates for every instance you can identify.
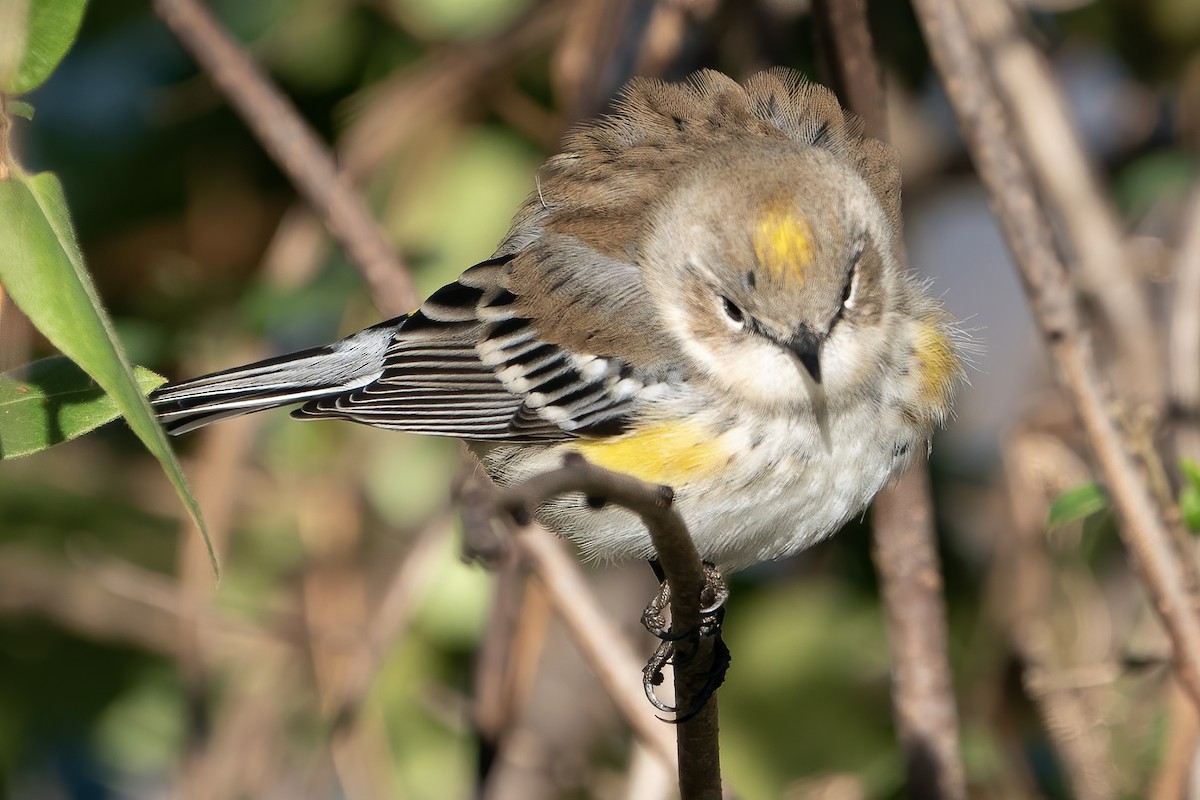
[494,394,924,572]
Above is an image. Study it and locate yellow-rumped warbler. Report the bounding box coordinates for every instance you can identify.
[151,68,963,572]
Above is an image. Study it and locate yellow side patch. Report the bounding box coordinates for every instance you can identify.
[572,421,727,487]
[914,317,960,409]
[752,208,812,284]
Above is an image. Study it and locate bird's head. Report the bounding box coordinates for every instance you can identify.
[643,144,899,410]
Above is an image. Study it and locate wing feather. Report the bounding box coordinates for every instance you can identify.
[292,259,652,441]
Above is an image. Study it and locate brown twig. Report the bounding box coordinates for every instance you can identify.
[485,455,723,798]
[871,456,969,799]
[455,448,679,776]
[340,2,570,177]
[960,0,1162,408]
[175,410,260,798]
[500,456,720,798]
[152,0,417,317]
[811,2,967,795]
[811,0,888,140]
[512,526,679,772]
[912,0,1200,710]
[0,95,11,181]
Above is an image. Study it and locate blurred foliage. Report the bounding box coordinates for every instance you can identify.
[0,0,1197,798]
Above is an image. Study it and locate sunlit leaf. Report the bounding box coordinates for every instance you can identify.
[1048,483,1108,529]
[0,357,165,459]
[3,0,88,94]
[0,172,215,575]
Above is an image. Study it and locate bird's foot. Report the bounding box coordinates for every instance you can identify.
[641,561,731,721]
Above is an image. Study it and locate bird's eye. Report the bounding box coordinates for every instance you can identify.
[720,296,745,327]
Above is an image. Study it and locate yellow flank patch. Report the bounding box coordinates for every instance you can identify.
[914,317,960,408]
[573,421,726,487]
[752,207,812,283]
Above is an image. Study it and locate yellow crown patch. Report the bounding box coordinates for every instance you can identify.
[752,208,812,284]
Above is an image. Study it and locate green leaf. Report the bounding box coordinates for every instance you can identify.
[1181,459,1200,533]
[2,0,88,95]
[7,99,35,120]
[0,173,216,576]
[0,356,165,458]
[1048,483,1109,529]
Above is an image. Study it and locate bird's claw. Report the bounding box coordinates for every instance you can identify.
[640,561,731,721]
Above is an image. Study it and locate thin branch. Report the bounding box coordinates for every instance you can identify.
[174,409,262,798]
[960,0,1162,407]
[455,460,679,774]
[871,456,968,799]
[501,455,722,800]
[811,2,967,795]
[340,1,570,177]
[474,455,726,798]
[811,0,888,140]
[511,526,679,772]
[152,0,418,317]
[912,0,1200,710]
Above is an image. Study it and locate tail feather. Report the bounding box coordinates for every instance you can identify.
[151,326,395,434]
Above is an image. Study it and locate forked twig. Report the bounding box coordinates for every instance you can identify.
[467,455,723,799]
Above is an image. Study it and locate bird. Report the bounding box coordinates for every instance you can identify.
[150,68,964,575]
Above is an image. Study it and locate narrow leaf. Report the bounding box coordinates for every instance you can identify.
[0,356,165,458]
[7,99,35,120]
[1048,483,1109,529]
[0,173,216,576]
[5,0,88,94]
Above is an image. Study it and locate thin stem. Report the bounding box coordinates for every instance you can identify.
[494,455,723,799]
[871,456,968,799]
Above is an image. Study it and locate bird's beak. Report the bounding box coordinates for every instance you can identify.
[787,326,824,384]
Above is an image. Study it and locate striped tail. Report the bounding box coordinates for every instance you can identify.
[150,324,396,435]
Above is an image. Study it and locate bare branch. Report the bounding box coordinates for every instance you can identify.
[152,0,418,317]
[811,0,888,140]
[512,525,679,772]
[811,2,966,795]
[871,456,968,800]
[912,0,1200,710]
[961,0,1162,407]
[479,455,725,798]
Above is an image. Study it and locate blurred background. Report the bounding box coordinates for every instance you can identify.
[2,0,1200,797]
